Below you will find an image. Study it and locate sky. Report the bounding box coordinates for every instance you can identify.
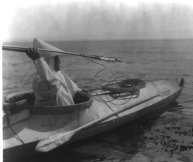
[2,0,193,41]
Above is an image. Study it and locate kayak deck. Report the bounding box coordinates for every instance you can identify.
[3,79,184,150]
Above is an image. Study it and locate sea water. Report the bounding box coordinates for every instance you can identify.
[3,39,193,162]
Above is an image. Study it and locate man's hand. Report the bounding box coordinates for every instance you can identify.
[26,48,40,60]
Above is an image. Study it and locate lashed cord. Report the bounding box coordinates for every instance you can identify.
[83,58,140,107]
[85,57,107,91]
[6,113,25,144]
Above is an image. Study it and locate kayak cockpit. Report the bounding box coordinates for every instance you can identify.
[3,91,92,114]
[3,91,93,128]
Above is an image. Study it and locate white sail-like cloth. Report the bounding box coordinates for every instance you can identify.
[32,38,80,106]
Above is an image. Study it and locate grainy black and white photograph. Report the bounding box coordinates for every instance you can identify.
[2,0,193,161]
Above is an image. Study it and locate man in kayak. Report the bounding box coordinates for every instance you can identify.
[25,48,81,106]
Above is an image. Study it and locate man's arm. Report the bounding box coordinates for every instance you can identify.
[26,48,56,81]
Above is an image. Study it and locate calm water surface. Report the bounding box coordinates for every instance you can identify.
[3,39,193,162]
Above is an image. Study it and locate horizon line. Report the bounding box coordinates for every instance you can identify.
[3,37,193,44]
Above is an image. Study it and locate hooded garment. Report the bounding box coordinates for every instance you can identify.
[32,39,80,106]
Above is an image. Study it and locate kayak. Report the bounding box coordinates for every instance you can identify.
[3,39,185,160]
[3,77,184,160]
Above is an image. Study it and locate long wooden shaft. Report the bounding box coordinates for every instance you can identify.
[2,45,121,62]
[2,45,87,57]
[73,93,160,133]
[2,45,28,53]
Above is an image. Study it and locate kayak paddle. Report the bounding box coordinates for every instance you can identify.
[35,89,170,152]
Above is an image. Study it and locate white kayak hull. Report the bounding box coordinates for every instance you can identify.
[3,78,184,160]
